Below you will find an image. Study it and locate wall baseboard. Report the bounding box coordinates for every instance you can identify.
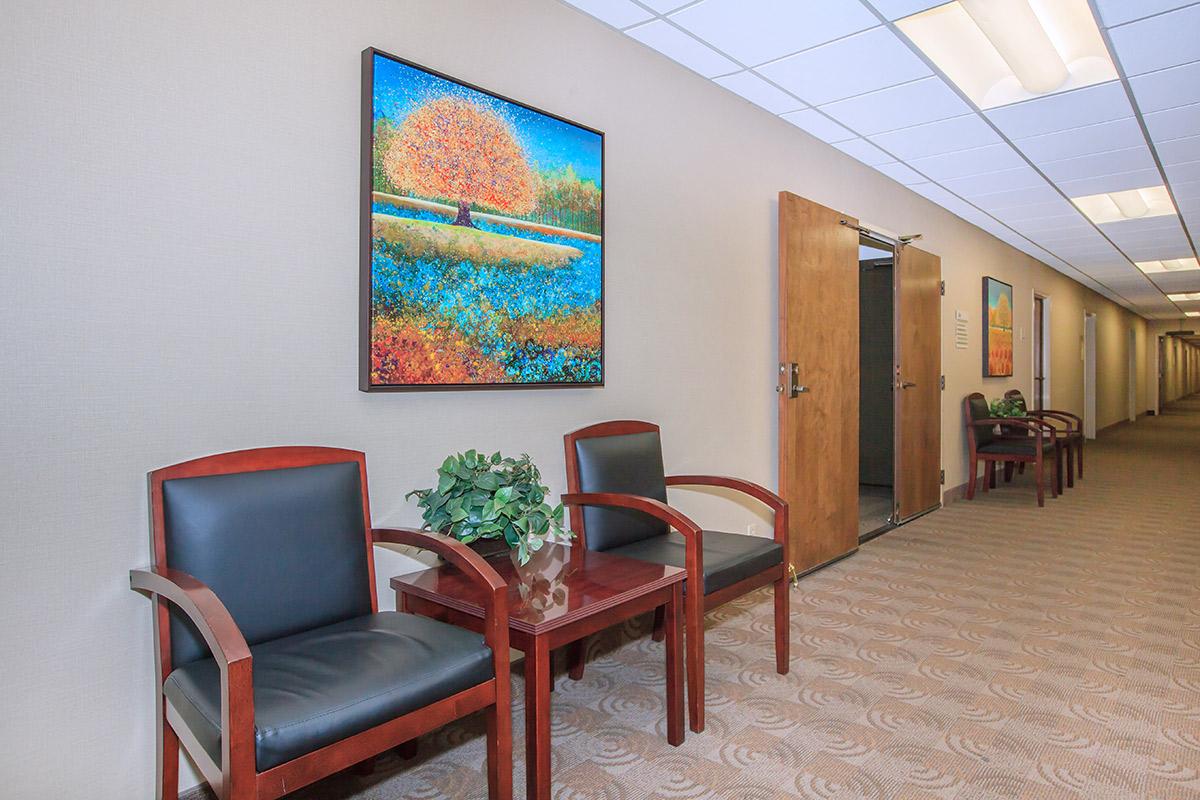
[181,785,215,800]
[942,480,970,506]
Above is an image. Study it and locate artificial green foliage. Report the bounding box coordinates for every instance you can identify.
[989,397,1027,418]
[407,450,571,564]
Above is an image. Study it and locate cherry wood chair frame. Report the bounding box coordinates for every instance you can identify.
[129,446,512,800]
[562,420,789,733]
[963,395,1061,507]
[1005,388,1084,481]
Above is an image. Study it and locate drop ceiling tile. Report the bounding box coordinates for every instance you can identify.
[942,167,1048,198]
[908,144,1026,181]
[986,82,1132,139]
[1057,168,1164,196]
[868,114,1002,160]
[1122,239,1194,260]
[757,27,930,106]
[971,184,1066,211]
[864,0,945,19]
[1095,0,1199,27]
[820,77,971,135]
[714,71,805,113]
[669,0,878,66]
[1149,271,1200,292]
[1167,159,1200,184]
[874,161,926,185]
[1013,117,1146,163]
[989,198,1079,221]
[561,0,653,27]
[1156,134,1200,165]
[1128,61,1200,114]
[779,108,856,142]
[1173,179,1200,200]
[625,20,739,77]
[640,0,692,11]
[1038,145,1158,183]
[1144,101,1200,141]
[833,137,893,166]
[1107,4,1200,76]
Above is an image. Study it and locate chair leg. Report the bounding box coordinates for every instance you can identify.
[982,461,994,492]
[1018,462,1025,474]
[351,757,377,776]
[1003,462,1015,483]
[486,675,513,800]
[966,456,978,500]
[567,638,587,680]
[774,576,789,675]
[396,739,419,760]
[1054,449,1063,497]
[1065,443,1075,489]
[158,696,179,800]
[1077,438,1084,478]
[651,605,666,642]
[686,589,705,733]
[1035,457,1045,507]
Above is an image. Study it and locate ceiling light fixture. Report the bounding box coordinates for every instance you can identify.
[1071,186,1176,224]
[1188,311,1200,317]
[1167,293,1200,301]
[896,0,1117,109]
[1137,258,1200,273]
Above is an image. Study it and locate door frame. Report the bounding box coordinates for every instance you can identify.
[1032,292,1050,411]
[1128,328,1137,423]
[1083,312,1097,438]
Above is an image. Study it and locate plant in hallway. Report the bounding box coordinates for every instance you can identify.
[989,396,1026,418]
[407,450,571,564]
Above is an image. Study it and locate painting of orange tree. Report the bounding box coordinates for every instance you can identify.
[362,50,603,389]
[984,277,1014,377]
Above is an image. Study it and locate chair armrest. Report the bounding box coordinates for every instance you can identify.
[561,492,704,590]
[970,418,1048,438]
[130,567,252,669]
[372,528,510,655]
[130,567,255,771]
[1033,409,1082,430]
[664,475,788,552]
[1021,417,1059,441]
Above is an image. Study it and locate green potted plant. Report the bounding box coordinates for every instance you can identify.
[407,450,571,565]
[989,397,1026,418]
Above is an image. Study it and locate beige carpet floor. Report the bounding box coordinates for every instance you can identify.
[236,398,1200,799]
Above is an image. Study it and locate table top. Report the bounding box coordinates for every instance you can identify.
[391,543,684,636]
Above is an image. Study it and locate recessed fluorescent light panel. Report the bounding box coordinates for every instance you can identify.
[896,0,1117,109]
[1168,293,1200,301]
[1137,257,1200,273]
[1187,311,1200,317]
[1071,186,1176,224]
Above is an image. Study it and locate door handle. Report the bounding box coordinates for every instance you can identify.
[777,363,809,397]
[900,381,917,389]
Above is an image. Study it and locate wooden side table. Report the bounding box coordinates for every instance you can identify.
[392,544,685,800]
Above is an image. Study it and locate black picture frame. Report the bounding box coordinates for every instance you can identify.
[360,48,605,392]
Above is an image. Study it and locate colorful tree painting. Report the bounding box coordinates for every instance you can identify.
[362,50,603,390]
[984,278,1014,377]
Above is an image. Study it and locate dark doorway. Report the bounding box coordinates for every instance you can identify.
[859,236,894,541]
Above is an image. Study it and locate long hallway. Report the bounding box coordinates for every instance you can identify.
[277,400,1200,800]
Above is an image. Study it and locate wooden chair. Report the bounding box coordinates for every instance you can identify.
[964,394,1061,506]
[130,446,511,800]
[1005,389,1084,482]
[562,421,789,733]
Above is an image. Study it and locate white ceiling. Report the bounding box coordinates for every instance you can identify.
[559,0,1200,319]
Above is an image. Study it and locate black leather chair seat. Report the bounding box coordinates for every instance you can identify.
[164,611,493,771]
[605,530,783,595]
[978,439,1057,456]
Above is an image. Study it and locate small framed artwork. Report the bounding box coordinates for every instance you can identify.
[983,276,1014,377]
[360,48,604,391]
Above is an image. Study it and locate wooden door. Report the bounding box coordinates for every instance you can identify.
[778,192,859,575]
[894,244,941,521]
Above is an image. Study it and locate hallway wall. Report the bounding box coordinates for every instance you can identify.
[1146,321,1200,409]
[0,1,1155,795]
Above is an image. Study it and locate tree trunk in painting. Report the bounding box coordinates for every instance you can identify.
[452,200,477,228]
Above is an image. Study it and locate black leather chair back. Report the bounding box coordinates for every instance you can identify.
[573,431,669,551]
[966,394,995,446]
[161,461,371,665]
[1007,390,1028,413]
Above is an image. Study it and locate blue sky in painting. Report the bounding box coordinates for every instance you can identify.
[373,53,602,185]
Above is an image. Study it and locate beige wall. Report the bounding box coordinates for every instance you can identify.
[1146,321,1200,408]
[0,0,1152,795]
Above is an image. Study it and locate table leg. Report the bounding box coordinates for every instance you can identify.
[525,637,552,800]
[664,584,684,746]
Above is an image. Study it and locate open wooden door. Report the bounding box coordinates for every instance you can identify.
[778,192,859,575]
[894,244,941,521]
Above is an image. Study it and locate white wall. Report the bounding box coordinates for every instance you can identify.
[0,1,1148,795]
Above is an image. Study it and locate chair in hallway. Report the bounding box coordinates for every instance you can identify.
[1005,388,1084,482]
[561,420,789,734]
[964,393,1062,506]
[129,446,512,800]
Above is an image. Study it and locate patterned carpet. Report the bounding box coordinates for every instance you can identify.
[241,398,1200,800]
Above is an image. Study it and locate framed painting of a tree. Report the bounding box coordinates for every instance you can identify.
[983,276,1014,377]
[360,48,604,391]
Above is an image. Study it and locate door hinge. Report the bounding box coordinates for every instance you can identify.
[939,280,945,296]
[940,375,945,390]
[940,469,945,485]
